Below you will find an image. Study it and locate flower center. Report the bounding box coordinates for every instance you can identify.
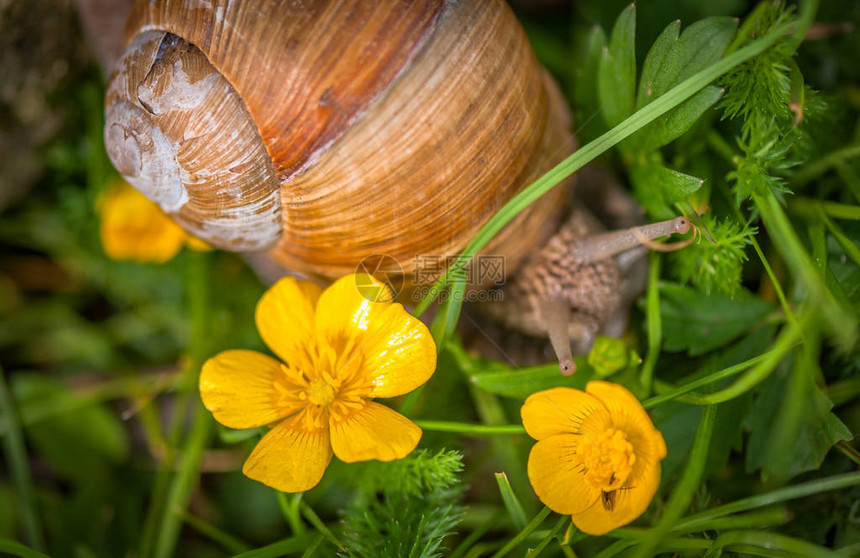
[307,374,339,407]
[580,428,636,492]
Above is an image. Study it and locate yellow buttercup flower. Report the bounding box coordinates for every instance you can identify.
[98,179,209,263]
[200,274,437,493]
[521,381,667,536]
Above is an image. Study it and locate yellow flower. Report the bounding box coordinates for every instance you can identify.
[200,274,437,492]
[98,179,209,263]
[521,382,667,536]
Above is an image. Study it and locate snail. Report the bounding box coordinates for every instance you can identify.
[103,0,690,373]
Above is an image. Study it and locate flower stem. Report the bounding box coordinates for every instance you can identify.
[415,420,525,435]
[276,492,306,536]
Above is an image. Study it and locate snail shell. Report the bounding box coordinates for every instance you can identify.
[104,0,573,285]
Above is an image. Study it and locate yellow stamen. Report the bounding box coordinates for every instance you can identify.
[580,428,636,492]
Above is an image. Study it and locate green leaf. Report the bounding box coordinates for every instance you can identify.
[659,283,774,355]
[745,367,852,481]
[636,19,681,110]
[468,360,595,399]
[665,17,738,91]
[631,163,704,219]
[637,85,723,151]
[574,25,608,141]
[495,473,528,531]
[632,17,736,152]
[598,3,636,127]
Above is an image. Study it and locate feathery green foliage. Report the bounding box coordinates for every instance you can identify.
[670,215,755,296]
[339,450,465,558]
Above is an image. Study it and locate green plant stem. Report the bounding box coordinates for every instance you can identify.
[675,472,860,532]
[150,251,214,558]
[276,492,306,536]
[691,315,805,405]
[643,351,770,408]
[153,402,213,558]
[526,515,570,557]
[632,405,717,558]
[232,534,317,558]
[0,365,45,552]
[177,509,252,554]
[490,506,552,558]
[713,530,843,557]
[788,198,860,221]
[640,253,661,395]
[710,130,799,329]
[300,502,342,551]
[414,18,798,320]
[819,210,860,268]
[415,420,525,435]
[754,190,856,349]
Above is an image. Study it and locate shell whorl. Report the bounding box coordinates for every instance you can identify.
[105,30,281,250]
[105,0,575,284]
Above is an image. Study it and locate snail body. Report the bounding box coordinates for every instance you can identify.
[105,0,690,370]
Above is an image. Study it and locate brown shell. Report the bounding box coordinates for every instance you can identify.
[105,0,573,286]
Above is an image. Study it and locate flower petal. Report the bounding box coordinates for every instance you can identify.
[585,381,667,484]
[570,462,663,536]
[200,350,297,429]
[242,416,332,493]
[330,401,421,463]
[528,434,601,515]
[256,277,323,368]
[521,387,612,441]
[99,181,185,263]
[316,274,436,398]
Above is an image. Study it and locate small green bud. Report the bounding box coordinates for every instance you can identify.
[588,336,632,377]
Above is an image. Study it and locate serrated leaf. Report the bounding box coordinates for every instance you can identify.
[598,4,636,127]
[468,359,595,399]
[745,367,852,481]
[637,20,681,110]
[638,85,723,151]
[630,163,704,219]
[659,283,774,355]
